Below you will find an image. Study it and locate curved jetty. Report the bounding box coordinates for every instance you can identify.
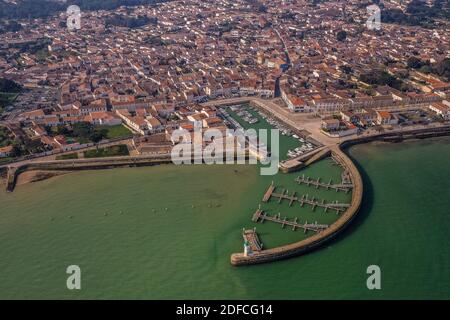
[230,144,363,266]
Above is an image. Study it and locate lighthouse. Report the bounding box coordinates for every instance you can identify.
[244,240,252,257]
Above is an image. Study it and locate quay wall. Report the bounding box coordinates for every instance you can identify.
[279,147,326,173]
[340,125,450,149]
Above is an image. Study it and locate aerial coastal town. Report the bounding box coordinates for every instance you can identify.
[0,0,450,302]
[0,0,449,164]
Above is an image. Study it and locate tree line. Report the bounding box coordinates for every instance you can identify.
[408,57,450,82]
[382,0,449,29]
[0,0,173,20]
[105,14,157,29]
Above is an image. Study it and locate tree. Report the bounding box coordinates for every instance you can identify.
[89,132,104,145]
[11,144,22,157]
[360,70,407,91]
[72,122,94,139]
[0,0,173,20]
[336,30,347,42]
[258,5,267,13]
[56,125,70,136]
[340,65,353,74]
[407,57,423,69]
[0,78,22,93]
[419,65,433,74]
[435,58,450,81]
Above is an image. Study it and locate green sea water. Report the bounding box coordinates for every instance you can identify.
[0,137,449,299]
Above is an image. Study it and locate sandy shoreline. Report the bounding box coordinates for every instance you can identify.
[15,170,71,186]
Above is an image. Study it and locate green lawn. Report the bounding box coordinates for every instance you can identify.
[95,125,132,139]
[0,157,13,165]
[84,145,129,158]
[56,153,79,160]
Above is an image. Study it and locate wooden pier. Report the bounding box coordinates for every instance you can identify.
[243,228,263,252]
[252,209,328,234]
[261,185,350,214]
[294,174,353,193]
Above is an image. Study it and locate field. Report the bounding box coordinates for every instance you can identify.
[0,157,13,165]
[55,153,79,160]
[84,144,129,158]
[95,125,132,139]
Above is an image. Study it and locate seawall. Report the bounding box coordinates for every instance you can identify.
[340,125,450,148]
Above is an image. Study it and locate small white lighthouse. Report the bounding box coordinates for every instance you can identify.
[244,240,252,257]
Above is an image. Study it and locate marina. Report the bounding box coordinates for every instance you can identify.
[235,109,259,125]
[286,143,316,159]
[224,104,314,150]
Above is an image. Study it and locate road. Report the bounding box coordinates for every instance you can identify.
[0,137,134,169]
[273,28,292,67]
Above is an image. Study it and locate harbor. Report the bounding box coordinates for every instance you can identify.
[231,144,364,266]
[219,103,318,162]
